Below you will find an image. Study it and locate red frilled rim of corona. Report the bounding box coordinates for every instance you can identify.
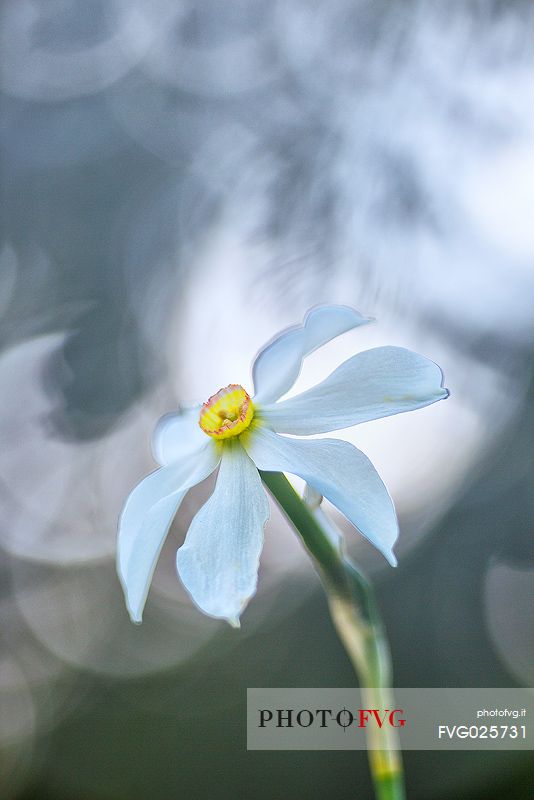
[198,384,254,439]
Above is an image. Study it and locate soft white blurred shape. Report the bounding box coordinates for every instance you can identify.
[463,142,534,262]
[13,559,220,677]
[140,4,278,96]
[0,333,153,564]
[1,0,170,101]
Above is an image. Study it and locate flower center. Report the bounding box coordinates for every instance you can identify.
[199,384,254,440]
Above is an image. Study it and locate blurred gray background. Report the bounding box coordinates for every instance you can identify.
[1,1,534,798]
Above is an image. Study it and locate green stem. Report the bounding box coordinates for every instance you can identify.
[260,471,406,800]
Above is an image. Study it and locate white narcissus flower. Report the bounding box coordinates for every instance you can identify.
[117,306,448,627]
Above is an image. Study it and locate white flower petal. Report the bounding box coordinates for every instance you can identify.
[117,442,219,623]
[152,406,205,466]
[252,305,371,404]
[303,484,343,552]
[260,346,448,435]
[243,427,398,565]
[176,442,270,625]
